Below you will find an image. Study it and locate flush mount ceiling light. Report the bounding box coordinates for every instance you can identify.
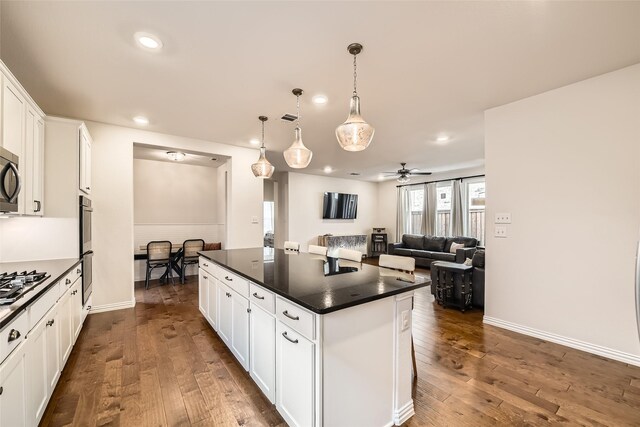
[133,116,149,125]
[436,135,450,144]
[283,88,313,169]
[251,116,275,179]
[312,95,328,105]
[336,43,375,152]
[134,32,163,50]
[166,151,186,161]
[250,138,260,146]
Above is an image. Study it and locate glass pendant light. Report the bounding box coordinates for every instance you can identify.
[283,88,313,168]
[336,43,375,152]
[251,116,275,179]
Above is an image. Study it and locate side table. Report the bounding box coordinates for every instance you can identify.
[432,261,474,312]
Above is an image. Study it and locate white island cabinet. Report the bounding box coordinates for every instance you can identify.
[198,249,424,427]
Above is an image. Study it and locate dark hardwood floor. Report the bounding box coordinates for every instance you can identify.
[41,270,640,426]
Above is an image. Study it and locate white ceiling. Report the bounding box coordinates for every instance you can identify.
[2,1,639,181]
[133,144,228,168]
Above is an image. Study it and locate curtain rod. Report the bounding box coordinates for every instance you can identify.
[395,174,485,188]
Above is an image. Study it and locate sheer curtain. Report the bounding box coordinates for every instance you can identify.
[423,182,437,235]
[450,179,464,236]
[396,187,411,241]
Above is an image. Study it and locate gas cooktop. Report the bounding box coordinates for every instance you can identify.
[0,270,50,304]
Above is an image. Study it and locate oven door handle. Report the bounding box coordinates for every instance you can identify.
[0,162,21,203]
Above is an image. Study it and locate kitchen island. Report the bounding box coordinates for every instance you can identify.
[198,248,428,427]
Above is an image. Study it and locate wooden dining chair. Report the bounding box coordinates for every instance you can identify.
[145,240,173,289]
[378,254,418,381]
[180,239,205,284]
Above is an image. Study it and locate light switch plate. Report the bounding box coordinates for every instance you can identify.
[401,310,410,331]
[495,213,512,224]
[251,216,259,224]
[494,225,508,238]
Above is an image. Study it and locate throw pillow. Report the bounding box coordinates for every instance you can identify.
[450,242,465,254]
[464,257,473,266]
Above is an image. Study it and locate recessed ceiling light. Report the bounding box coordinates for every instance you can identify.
[166,151,186,161]
[436,135,450,143]
[250,138,261,146]
[133,116,149,125]
[323,166,333,173]
[134,32,163,50]
[312,95,328,105]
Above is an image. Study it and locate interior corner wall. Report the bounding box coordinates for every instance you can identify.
[484,63,640,363]
[85,121,263,310]
[286,172,379,252]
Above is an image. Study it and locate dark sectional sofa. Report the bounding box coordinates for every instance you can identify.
[387,234,478,268]
[431,248,485,308]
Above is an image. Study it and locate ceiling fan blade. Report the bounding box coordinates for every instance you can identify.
[410,172,432,175]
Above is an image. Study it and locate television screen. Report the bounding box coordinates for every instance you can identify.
[322,192,358,219]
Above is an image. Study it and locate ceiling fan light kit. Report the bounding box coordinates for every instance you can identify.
[384,162,432,183]
[251,116,275,179]
[336,43,375,152]
[283,88,313,169]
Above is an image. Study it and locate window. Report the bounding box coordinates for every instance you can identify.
[436,183,451,236]
[466,180,485,244]
[263,201,274,247]
[408,188,424,234]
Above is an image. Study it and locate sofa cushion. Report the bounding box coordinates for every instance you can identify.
[449,242,465,254]
[430,252,456,262]
[411,250,433,258]
[472,249,485,268]
[424,236,446,252]
[444,236,478,253]
[394,248,413,257]
[402,234,425,250]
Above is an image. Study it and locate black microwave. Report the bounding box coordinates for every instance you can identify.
[0,147,21,213]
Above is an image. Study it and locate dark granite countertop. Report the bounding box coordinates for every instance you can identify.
[199,248,428,314]
[0,258,82,330]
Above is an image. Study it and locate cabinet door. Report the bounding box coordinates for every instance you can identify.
[250,303,275,403]
[0,342,27,427]
[72,281,83,342]
[276,323,315,427]
[1,76,25,156]
[198,269,208,317]
[59,289,73,365]
[79,126,91,194]
[230,290,250,371]
[207,278,217,330]
[26,315,49,426]
[46,307,61,393]
[217,284,232,346]
[32,115,45,214]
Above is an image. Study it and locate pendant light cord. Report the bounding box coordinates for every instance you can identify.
[296,94,301,127]
[261,120,265,149]
[353,54,358,96]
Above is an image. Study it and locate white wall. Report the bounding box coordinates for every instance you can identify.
[484,64,640,365]
[287,172,379,252]
[86,121,263,311]
[377,166,485,243]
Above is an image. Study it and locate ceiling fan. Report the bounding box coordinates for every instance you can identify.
[384,162,432,183]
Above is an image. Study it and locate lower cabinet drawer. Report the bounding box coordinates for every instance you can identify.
[249,283,275,314]
[199,257,217,277]
[276,297,315,341]
[218,268,249,298]
[28,282,61,331]
[0,311,27,364]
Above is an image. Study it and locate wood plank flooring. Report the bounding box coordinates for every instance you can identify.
[41,272,640,426]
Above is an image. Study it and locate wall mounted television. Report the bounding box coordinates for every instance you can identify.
[322,192,358,219]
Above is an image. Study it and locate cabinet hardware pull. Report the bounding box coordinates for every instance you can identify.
[86,186,90,190]
[247,308,251,313]
[46,320,55,327]
[226,292,231,298]
[282,310,299,321]
[65,278,71,285]
[252,292,264,300]
[203,276,208,279]
[203,263,208,267]
[77,268,81,274]
[87,306,92,310]
[0,386,3,395]
[282,331,298,344]
[224,276,233,281]
[7,329,21,342]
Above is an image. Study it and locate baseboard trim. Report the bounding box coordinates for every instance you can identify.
[393,401,415,426]
[90,300,136,314]
[483,316,640,367]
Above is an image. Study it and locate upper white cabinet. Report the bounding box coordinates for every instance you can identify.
[45,118,94,220]
[79,126,92,194]
[0,60,46,216]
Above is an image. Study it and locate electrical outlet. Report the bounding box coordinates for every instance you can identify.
[495,213,512,224]
[251,216,259,224]
[494,225,508,238]
[401,310,410,331]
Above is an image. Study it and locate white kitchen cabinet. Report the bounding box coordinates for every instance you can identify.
[230,289,250,371]
[23,106,45,215]
[206,277,217,330]
[0,341,27,426]
[217,283,232,346]
[71,280,83,342]
[79,125,92,195]
[250,303,275,403]
[58,287,73,365]
[0,72,26,158]
[198,268,208,318]
[276,322,315,427]
[45,307,61,396]
[26,313,48,425]
[217,282,250,371]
